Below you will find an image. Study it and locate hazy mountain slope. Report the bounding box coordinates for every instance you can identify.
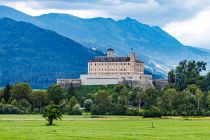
[34,14,210,76]
[0,18,102,89]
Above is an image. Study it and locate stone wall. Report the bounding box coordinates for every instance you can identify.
[57,79,81,89]
[80,75,119,85]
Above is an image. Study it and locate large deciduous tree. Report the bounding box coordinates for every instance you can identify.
[43,104,62,125]
[168,60,206,91]
[91,91,111,115]
[161,88,177,114]
[48,84,65,104]
[10,83,32,100]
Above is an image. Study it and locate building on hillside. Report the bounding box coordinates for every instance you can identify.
[57,48,153,89]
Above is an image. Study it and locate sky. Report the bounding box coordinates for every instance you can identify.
[1,0,210,49]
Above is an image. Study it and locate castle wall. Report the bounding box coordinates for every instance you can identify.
[80,74,153,89]
[80,74,119,85]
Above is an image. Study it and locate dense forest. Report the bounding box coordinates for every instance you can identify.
[0,60,210,117]
[0,18,103,89]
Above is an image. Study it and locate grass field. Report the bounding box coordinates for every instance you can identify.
[0,115,210,140]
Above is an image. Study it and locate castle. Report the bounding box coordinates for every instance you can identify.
[57,48,153,89]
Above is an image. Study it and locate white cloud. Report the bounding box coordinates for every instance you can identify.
[0,0,111,17]
[2,0,210,25]
[163,7,210,49]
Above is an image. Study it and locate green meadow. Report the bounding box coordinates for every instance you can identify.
[0,115,210,140]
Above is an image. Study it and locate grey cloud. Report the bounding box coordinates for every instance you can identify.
[1,0,210,26]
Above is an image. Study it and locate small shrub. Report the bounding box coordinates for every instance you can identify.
[90,104,101,115]
[84,99,93,111]
[70,104,82,115]
[33,108,40,114]
[143,107,162,118]
[0,104,24,114]
[126,109,141,116]
[110,104,127,115]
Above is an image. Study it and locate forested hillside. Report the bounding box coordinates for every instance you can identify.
[0,18,103,88]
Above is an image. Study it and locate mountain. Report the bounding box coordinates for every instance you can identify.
[34,15,210,76]
[0,5,34,22]
[1,5,210,78]
[0,18,103,89]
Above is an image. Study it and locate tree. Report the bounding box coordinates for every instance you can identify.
[177,89,194,115]
[168,70,176,83]
[117,86,129,106]
[67,96,79,115]
[186,84,203,111]
[1,98,6,104]
[91,91,111,115]
[48,84,65,104]
[71,104,82,115]
[30,90,49,110]
[144,88,160,109]
[2,84,12,102]
[67,83,76,98]
[10,83,32,100]
[69,96,78,109]
[195,88,203,111]
[170,60,206,90]
[161,88,177,113]
[42,104,62,125]
[84,99,93,111]
[129,87,144,111]
[206,91,210,109]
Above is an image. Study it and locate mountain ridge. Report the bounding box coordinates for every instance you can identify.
[1,5,210,78]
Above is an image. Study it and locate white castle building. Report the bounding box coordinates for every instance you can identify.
[57,48,153,89]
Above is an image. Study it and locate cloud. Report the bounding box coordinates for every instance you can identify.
[163,7,210,49]
[2,0,210,25]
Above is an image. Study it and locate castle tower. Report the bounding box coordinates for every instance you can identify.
[130,48,136,61]
[107,48,114,57]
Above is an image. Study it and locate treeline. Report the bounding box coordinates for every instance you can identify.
[0,60,210,117]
